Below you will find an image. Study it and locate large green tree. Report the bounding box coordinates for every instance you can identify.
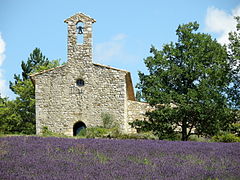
[0,48,60,134]
[131,22,239,141]
[227,16,240,109]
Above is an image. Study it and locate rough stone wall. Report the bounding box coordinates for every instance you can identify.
[34,62,128,136]
[126,100,152,133]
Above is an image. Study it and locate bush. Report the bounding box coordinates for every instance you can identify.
[228,123,240,137]
[42,126,54,136]
[101,113,116,128]
[84,127,111,138]
[212,132,240,143]
[188,135,211,142]
[41,126,67,137]
[116,132,158,140]
[76,128,87,137]
[76,127,158,140]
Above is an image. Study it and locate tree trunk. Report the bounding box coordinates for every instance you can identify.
[182,120,188,141]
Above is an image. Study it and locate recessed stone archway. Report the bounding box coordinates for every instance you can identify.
[73,121,86,136]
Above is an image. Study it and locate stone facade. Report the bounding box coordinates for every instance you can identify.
[31,13,150,136]
[127,100,152,133]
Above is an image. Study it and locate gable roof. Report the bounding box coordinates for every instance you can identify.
[30,62,135,101]
[29,65,65,84]
[30,62,128,79]
[64,13,96,24]
[92,63,128,73]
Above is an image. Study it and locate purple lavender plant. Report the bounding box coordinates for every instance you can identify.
[0,136,239,180]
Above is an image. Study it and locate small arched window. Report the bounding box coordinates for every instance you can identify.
[76,79,84,87]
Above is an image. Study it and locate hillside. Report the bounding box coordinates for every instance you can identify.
[0,136,240,180]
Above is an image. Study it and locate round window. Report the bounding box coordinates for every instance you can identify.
[76,79,84,86]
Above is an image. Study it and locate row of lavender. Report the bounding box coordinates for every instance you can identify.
[0,136,239,180]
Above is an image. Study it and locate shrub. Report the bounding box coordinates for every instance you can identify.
[84,127,111,138]
[76,127,159,140]
[116,132,158,140]
[188,135,211,142]
[107,127,121,138]
[101,113,116,128]
[41,126,66,137]
[76,128,87,137]
[0,132,5,137]
[212,132,240,143]
[228,123,240,137]
[42,126,52,135]
[74,126,122,139]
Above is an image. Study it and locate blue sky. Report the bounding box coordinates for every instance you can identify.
[0,0,239,98]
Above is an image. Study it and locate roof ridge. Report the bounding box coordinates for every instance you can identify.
[64,12,96,23]
[30,64,66,77]
[93,62,129,73]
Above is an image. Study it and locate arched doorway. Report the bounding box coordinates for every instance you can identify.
[73,121,86,136]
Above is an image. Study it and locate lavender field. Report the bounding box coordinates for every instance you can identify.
[0,136,239,180]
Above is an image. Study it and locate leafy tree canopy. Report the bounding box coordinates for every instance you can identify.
[0,48,60,134]
[131,21,240,141]
[227,16,240,109]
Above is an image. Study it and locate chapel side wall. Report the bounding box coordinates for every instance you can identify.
[126,100,152,133]
[89,65,127,132]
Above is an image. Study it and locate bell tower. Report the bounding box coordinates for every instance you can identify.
[64,13,96,64]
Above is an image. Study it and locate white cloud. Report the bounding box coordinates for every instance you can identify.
[112,33,127,41]
[0,33,6,66]
[0,33,7,97]
[205,6,240,45]
[0,75,7,97]
[94,33,127,63]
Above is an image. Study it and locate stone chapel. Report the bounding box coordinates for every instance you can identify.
[30,13,151,136]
